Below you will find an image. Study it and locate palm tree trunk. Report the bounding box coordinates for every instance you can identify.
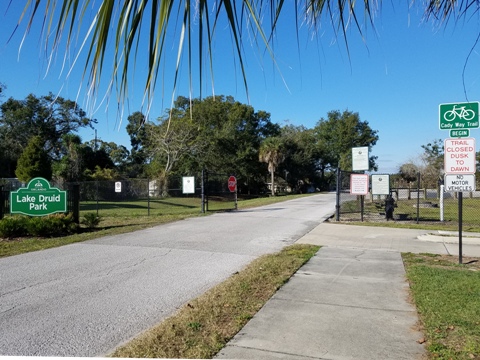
[271,169,275,196]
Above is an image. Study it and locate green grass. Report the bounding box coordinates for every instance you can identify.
[110,244,320,359]
[0,194,313,258]
[403,253,480,359]
[341,197,480,232]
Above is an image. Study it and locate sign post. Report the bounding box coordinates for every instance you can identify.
[350,174,369,222]
[443,138,476,263]
[228,176,237,210]
[440,102,479,264]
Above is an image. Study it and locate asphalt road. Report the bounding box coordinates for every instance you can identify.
[0,193,336,356]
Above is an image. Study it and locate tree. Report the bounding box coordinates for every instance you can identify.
[146,112,203,195]
[52,134,84,182]
[155,95,280,194]
[279,125,320,191]
[0,93,96,175]
[15,136,52,181]
[259,137,285,196]
[12,1,467,113]
[125,111,149,177]
[420,139,444,187]
[399,163,419,184]
[314,110,379,171]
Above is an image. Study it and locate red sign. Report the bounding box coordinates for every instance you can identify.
[228,176,237,192]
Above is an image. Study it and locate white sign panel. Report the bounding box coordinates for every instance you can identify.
[444,174,476,192]
[352,147,369,171]
[350,174,369,195]
[182,176,195,194]
[115,181,122,193]
[371,174,390,195]
[444,138,476,174]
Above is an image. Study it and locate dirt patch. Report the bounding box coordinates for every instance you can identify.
[409,253,480,271]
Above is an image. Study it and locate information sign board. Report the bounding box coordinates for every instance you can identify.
[444,174,476,192]
[350,174,369,195]
[182,177,195,194]
[371,174,390,195]
[444,138,476,174]
[352,147,369,171]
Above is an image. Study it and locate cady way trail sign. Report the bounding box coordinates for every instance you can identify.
[439,102,479,131]
[10,177,67,216]
[444,138,476,174]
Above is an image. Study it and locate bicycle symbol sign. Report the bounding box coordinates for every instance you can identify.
[439,102,479,130]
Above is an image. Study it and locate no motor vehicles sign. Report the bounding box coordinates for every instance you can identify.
[444,138,476,174]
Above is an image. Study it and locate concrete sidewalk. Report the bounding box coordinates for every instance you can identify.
[216,223,480,360]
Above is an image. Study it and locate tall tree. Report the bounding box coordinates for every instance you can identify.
[15,136,52,182]
[146,113,203,194]
[279,124,320,191]
[0,93,96,166]
[52,134,84,182]
[420,139,444,187]
[259,137,285,196]
[314,110,379,171]
[125,111,148,177]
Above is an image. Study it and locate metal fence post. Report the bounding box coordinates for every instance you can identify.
[71,184,80,224]
[147,179,150,216]
[0,185,4,220]
[416,172,420,224]
[201,169,205,213]
[335,168,341,221]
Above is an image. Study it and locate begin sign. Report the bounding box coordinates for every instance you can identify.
[444,138,476,174]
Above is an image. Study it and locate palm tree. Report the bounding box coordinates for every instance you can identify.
[259,137,285,196]
[12,1,471,112]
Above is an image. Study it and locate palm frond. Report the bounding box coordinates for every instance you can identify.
[12,0,472,119]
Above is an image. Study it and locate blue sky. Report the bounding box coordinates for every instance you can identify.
[1,2,480,173]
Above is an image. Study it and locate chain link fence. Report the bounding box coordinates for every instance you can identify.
[0,171,239,219]
[335,169,480,228]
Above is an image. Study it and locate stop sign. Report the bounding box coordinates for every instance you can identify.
[228,176,237,192]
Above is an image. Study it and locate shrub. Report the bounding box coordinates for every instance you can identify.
[0,213,78,238]
[0,216,29,238]
[81,213,102,229]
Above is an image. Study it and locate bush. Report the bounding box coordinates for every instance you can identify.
[0,216,29,238]
[0,213,78,238]
[81,212,102,229]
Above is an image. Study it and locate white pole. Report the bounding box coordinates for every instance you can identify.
[440,185,444,222]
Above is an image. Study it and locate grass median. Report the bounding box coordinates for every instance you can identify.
[403,253,480,359]
[110,244,320,359]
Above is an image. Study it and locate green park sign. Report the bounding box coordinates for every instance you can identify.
[10,178,67,216]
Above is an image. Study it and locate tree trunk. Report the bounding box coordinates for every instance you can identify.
[271,168,275,196]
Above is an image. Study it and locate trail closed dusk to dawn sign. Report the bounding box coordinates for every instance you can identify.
[10,178,67,216]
